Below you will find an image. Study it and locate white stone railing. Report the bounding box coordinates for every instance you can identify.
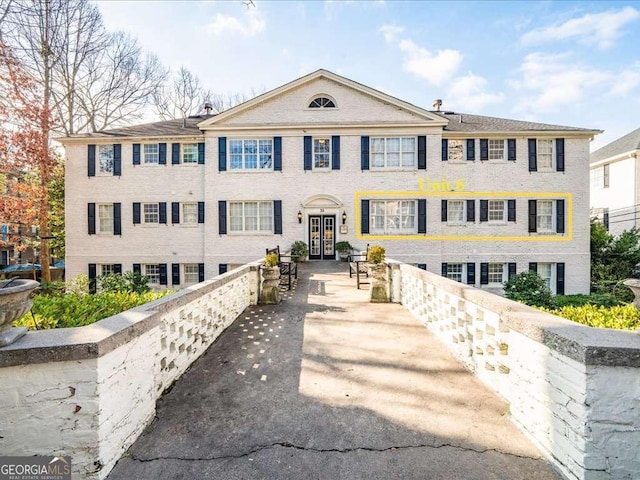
[0,262,261,480]
[393,262,640,480]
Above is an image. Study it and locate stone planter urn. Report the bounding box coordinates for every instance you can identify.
[368,263,389,303]
[0,278,39,347]
[623,279,640,310]
[260,266,281,304]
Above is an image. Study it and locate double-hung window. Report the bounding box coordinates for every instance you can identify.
[144,264,160,284]
[98,145,114,174]
[488,140,505,161]
[313,138,331,169]
[537,200,554,232]
[447,200,465,223]
[182,203,198,225]
[537,263,553,290]
[182,143,198,164]
[143,203,159,224]
[98,204,114,233]
[488,200,506,222]
[229,139,273,170]
[99,264,115,276]
[537,139,554,169]
[143,144,159,164]
[446,263,463,282]
[488,263,506,284]
[448,139,464,162]
[371,137,416,169]
[370,200,417,234]
[183,264,199,283]
[229,201,273,232]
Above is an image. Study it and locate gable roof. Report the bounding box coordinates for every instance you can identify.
[438,112,600,134]
[590,127,640,163]
[197,69,448,128]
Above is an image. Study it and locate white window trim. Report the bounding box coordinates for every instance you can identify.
[181,203,198,226]
[144,264,160,285]
[536,200,555,233]
[143,143,160,165]
[447,200,466,225]
[181,143,199,165]
[183,263,199,284]
[97,145,114,176]
[312,137,331,171]
[99,264,115,277]
[487,200,507,224]
[97,203,114,234]
[370,137,417,170]
[446,263,465,283]
[229,201,274,234]
[228,139,274,172]
[142,203,160,226]
[487,263,507,286]
[537,263,556,294]
[537,139,555,170]
[488,139,506,162]
[447,139,466,163]
[306,95,338,109]
[370,199,418,235]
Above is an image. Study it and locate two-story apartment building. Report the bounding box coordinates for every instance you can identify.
[590,128,640,235]
[60,70,599,294]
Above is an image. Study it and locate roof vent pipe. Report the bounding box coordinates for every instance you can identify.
[433,99,442,112]
[204,102,213,115]
[182,117,187,128]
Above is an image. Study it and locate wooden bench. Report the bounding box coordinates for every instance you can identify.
[348,244,370,289]
[265,246,298,290]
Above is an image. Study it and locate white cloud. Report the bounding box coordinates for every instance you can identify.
[378,24,404,43]
[207,9,265,36]
[445,73,504,111]
[396,39,462,86]
[610,64,640,95]
[521,6,640,49]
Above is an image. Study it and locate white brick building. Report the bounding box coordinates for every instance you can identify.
[60,70,599,294]
[590,128,640,235]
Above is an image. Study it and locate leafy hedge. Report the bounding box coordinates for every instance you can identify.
[543,304,640,331]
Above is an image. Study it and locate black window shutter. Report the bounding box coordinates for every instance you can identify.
[159,264,168,285]
[417,135,426,169]
[133,202,141,225]
[508,200,516,222]
[133,263,141,275]
[466,139,475,161]
[467,263,475,284]
[441,139,448,161]
[198,263,205,282]
[556,263,565,295]
[441,200,448,222]
[158,143,167,165]
[417,199,426,234]
[441,263,448,277]
[172,263,180,285]
[361,136,370,170]
[556,138,565,172]
[198,202,205,224]
[198,142,205,164]
[133,143,140,165]
[528,200,537,232]
[604,210,610,230]
[480,263,489,285]
[218,201,227,234]
[159,202,167,224]
[274,136,282,171]
[88,145,96,176]
[114,203,121,235]
[113,144,122,176]
[480,200,488,222]
[218,137,227,171]
[508,263,516,280]
[556,199,565,233]
[417,264,427,270]
[88,263,97,294]
[171,202,180,224]
[218,264,228,275]
[331,136,340,170]
[303,136,312,171]
[466,200,475,222]
[528,139,537,172]
[507,139,516,161]
[529,262,537,274]
[361,199,370,234]
[114,264,122,274]
[172,143,180,165]
[274,200,282,234]
[480,139,488,161]
[88,203,96,235]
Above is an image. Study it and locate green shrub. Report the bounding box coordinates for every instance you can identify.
[503,271,554,308]
[335,241,353,253]
[264,252,279,267]
[367,245,386,264]
[543,304,640,331]
[290,241,309,258]
[553,294,621,308]
[99,271,150,294]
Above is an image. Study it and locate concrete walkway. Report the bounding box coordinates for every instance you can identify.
[108,262,561,480]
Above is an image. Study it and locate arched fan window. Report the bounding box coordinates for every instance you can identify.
[308,96,336,108]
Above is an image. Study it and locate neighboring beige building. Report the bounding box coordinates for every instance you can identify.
[590,128,640,235]
[60,70,600,294]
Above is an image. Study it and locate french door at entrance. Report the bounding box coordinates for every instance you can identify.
[309,215,335,260]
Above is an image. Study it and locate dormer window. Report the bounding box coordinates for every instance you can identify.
[308,96,336,108]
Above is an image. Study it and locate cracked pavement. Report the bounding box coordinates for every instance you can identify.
[108,262,561,480]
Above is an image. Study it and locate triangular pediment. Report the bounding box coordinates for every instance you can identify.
[198,69,447,130]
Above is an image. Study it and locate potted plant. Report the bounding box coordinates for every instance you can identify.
[260,253,281,304]
[0,278,39,346]
[290,241,309,263]
[335,241,353,261]
[367,245,389,302]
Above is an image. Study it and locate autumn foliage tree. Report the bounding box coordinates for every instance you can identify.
[0,43,60,281]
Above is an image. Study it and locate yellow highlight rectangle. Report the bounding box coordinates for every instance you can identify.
[355,191,572,242]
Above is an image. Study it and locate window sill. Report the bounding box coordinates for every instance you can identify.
[179,224,199,228]
[311,168,332,172]
[140,223,160,228]
[369,167,417,172]
[485,222,508,226]
[228,232,275,236]
[369,231,418,235]
[446,222,467,226]
[96,173,115,177]
[531,231,560,236]
[227,169,274,173]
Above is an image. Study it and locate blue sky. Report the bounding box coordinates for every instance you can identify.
[96,0,640,151]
